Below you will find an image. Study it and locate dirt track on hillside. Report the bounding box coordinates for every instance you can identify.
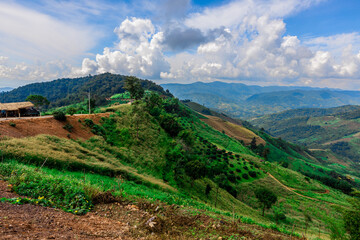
[0,113,110,140]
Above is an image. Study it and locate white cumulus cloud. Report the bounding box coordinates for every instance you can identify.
[73,17,170,78]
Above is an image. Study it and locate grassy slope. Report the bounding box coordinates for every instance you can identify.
[0,98,353,239]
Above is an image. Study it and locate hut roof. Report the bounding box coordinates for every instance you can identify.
[0,102,34,111]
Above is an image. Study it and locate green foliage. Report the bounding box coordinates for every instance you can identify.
[205,184,212,196]
[255,188,277,216]
[273,210,287,224]
[53,111,66,121]
[0,163,92,215]
[1,89,354,239]
[343,195,360,240]
[66,107,77,115]
[63,123,73,132]
[124,76,145,100]
[158,113,183,137]
[185,159,206,180]
[250,137,257,150]
[9,122,16,127]
[0,73,170,109]
[26,94,50,108]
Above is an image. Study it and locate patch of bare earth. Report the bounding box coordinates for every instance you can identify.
[0,180,131,240]
[0,113,110,140]
[0,180,298,240]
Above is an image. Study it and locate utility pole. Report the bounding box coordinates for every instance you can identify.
[88,89,91,115]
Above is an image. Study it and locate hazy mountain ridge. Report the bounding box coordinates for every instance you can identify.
[0,87,13,93]
[162,82,360,118]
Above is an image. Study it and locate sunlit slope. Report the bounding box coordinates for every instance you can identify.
[201,115,266,145]
[0,96,355,239]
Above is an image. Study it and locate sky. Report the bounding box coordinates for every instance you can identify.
[1,0,360,89]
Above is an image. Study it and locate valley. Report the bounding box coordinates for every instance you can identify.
[162,82,360,119]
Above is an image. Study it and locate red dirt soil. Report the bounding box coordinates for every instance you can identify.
[0,113,110,140]
[0,181,132,240]
[0,179,296,240]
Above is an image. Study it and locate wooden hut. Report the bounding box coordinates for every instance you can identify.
[0,102,36,118]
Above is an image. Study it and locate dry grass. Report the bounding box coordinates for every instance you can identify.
[0,134,176,192]
[202,115,266,145]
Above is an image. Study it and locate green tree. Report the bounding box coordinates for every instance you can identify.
[26,95,50,115]
[124,76,144,100]
[66,107,77,116]
[304,212,313,237]
[185,159,206,180]
[250,137,257,150]
[255,188,277,216]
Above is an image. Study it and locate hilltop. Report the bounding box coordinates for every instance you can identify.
[0,73,170,108]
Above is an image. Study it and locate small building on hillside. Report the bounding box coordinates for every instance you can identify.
[0,102,39,118]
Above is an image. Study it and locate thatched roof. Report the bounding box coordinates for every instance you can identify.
[0,102,34,111]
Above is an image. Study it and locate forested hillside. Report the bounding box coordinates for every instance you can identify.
[162,82,360,118]
[1,75,360,239]
[1,93,357,239]
[250,106,360,178]
[0,73,169,108]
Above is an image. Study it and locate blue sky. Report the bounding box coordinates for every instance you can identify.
[1,0,360,89]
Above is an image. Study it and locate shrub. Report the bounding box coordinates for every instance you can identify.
[53,111,66,121]
[248,171,257,178]
[66,107,77,116]
[227,173,236,183]
[281,162,289,168]
[274,211,287,223]
[205,184,212,196]
[63,123,74,132]
[84,119,94,127]
[185,159,206,179]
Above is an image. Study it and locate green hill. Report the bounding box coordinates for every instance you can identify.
[0,73,169,108]
[0,77,359,239]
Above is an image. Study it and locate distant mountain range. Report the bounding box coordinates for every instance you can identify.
[161,82,360,118]
[0,87,13,93]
